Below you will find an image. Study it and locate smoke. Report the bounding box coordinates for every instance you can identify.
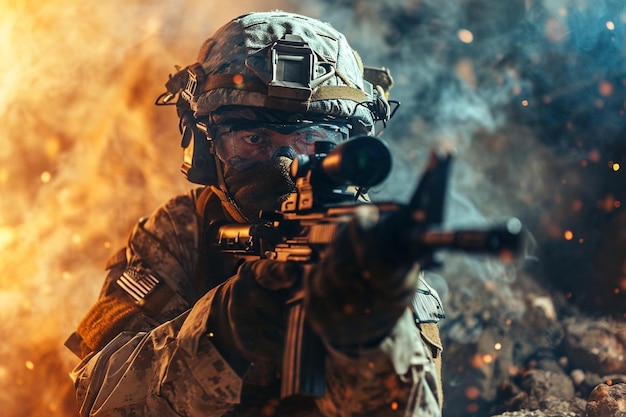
[314,0,626,307]
[1,1,625,416]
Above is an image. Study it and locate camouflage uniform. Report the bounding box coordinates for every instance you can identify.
[67,188,444,416]
[67,10,446,417]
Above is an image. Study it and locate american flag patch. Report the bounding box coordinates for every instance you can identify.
[116,267,160,302]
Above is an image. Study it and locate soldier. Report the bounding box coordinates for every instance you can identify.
[66,11,445,417]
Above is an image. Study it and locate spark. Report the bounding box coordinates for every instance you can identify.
[25,361,34,370]
[40,171,52,183]
[232,74,244,86]
[494,342,502,351]
[599,81,614,97]
[465,386,481,400]
[564,230,574,241]
[521,99,529,107]
[612,163,620,171]
[599,195,617,212]
[606,21,615,31]
[457,29,474,43]
[589,150,601,163]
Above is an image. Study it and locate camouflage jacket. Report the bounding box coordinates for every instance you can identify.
[66,188,444,417]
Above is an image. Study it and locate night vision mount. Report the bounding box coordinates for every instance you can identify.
[245,34,336,101]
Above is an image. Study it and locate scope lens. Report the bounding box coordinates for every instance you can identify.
[321,136,392,187]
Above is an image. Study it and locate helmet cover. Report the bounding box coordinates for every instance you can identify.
[192,11,376,134]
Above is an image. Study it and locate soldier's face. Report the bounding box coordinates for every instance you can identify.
[214,122,349,171]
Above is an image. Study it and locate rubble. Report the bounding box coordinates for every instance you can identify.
[439,271,626,416]
[585,383,626,417]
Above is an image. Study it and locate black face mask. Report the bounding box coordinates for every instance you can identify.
[223,155,297,221]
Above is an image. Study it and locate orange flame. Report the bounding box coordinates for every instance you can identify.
[0,1,294,416]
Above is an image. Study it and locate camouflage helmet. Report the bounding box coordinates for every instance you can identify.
[179,11,392,135]
[157,11,394,185]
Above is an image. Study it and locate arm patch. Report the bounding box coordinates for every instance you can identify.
[117,266,160,302]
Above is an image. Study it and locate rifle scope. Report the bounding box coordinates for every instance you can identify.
[291,135,392,188]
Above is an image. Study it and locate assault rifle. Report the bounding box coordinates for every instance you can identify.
[211,136,524,398]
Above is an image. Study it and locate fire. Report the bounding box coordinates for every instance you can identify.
[0,1,294,416]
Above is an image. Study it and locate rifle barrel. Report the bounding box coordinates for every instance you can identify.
[414,218,524,254]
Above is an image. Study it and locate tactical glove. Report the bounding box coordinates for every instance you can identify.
[207,259,302,367]
[304,206,419,351]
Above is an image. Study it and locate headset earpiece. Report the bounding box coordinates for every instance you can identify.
[178,99,219,185]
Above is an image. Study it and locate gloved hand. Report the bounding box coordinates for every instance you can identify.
[207,259,303,367]
[304,205,419,350]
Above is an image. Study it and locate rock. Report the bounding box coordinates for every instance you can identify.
[564,318,626,375]
[520,370,575,408]
[493,369,586,416]
[585,383,626,417]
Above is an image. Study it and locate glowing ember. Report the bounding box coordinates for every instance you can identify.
[232,73,245,86]
[457,28,474,43]
[599,81,614,97]
[40,171,52,183]
[465,386,481,400]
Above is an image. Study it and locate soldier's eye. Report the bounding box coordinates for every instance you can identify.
[241,134,263,145]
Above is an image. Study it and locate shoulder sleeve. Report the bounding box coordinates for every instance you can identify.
[67,189,205,357]
[126,189,204,302]
[68,188,245,416]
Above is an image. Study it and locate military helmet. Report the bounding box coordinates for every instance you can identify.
[192,11,383,134]
[157,11,394,184]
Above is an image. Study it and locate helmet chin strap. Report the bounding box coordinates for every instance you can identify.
[208,153,251,223]
[210,184,251,223]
